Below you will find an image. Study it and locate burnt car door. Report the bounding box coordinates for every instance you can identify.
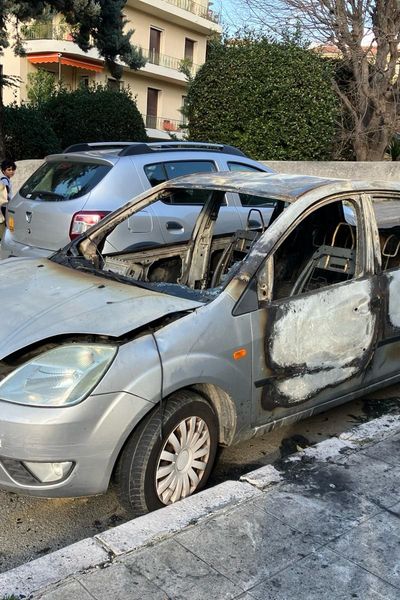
[249,195,381,426]
[365,192,400,384]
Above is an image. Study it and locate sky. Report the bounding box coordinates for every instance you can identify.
[211,0,248,32]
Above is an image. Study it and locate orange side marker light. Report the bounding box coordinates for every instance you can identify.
[233,348,247,360]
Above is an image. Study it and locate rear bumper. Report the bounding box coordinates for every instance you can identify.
[0,229,54,259]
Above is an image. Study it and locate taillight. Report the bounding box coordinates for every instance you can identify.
[69,211,110,240]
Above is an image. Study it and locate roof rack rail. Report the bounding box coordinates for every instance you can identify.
[118,141,246,157]
[63,142,136,153]
[62,141,246,157]
[118,143,154,156]
[148,142,246,156]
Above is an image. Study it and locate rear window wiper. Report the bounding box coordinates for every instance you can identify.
[28,190,65,201]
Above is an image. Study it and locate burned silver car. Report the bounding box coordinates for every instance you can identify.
[0,171,399,515]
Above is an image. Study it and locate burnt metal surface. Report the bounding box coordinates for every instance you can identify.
[0,257,202,359]
[262,278,378,409]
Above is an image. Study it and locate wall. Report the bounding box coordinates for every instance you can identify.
[263,161,400,180]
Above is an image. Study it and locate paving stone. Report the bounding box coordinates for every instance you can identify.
[276,452,400,510]
[124,538,243,600]
[338,415,400,445]
[175,498,318,590]
[77,561,166,600]
[254,487,380,543]
[248,547,399,599]
[0,538,108,599]
[360,433,400,467]
[337,453,400,508]
[36,578,94,600]
[97,480,260,555]
[328,504,400,589]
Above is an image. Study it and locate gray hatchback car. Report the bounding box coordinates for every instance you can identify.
[1,141,273,259]
[1,170,398,516]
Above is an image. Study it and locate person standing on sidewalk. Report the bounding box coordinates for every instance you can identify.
[0,183,8,239]
[0,159,16,202]
[0,159,16,239]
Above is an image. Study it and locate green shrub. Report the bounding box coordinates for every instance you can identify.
[4,104,61,160]
[41,84,147,149]
[187,38,338,160]
[27,69,58,106]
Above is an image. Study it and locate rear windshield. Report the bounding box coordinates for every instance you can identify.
[19,161,112,201]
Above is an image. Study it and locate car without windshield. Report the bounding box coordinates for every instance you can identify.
[0,170,399,515]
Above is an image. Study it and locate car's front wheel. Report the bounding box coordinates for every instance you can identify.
[115,391,219,516]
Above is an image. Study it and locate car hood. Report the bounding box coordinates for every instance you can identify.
[0,258,202,359]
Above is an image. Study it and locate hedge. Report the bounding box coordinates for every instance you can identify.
[40,84,147,150]
[187,38,338,160]
[4,104,61,160]
[3,84,147,160]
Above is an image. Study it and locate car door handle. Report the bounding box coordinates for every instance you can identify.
[248,219,261,229]
[166,221,184,231]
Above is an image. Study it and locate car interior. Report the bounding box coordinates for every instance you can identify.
[59,190,400,304]
[66,189,275,300]
[271,200,359,300]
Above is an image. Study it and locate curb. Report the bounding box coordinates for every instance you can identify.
[1,413,399,598]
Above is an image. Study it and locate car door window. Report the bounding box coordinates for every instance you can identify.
[271,199,359,300]
[144,163,166,187]
[228,162,264,172]
[159,189,213,206]
[144,160,216,189]
[372,195,400,271]
[164,160,216,179]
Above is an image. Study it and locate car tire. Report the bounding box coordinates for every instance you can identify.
[114,391,219,516]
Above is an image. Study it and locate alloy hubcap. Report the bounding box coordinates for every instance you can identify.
[155,416,211,505]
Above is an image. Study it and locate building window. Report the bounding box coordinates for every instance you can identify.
[80,75,90,88]
[107,78,122,91]
[184,38,195,63]
[146,88,160,128]
[149,27,162,65]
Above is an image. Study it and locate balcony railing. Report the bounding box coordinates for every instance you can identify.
[163,0,220,23]
[143,115,187,132]
[20,24,202,76]
[21,21,72,41]
[139,47,201,75]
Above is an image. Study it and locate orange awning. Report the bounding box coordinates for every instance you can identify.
[28,53,103,73]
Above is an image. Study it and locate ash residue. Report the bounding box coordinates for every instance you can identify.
[274,452,351,498]
[279,434,312,458]
[362,397,400,419]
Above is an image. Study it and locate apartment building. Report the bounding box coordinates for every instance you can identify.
[2,0,221,138]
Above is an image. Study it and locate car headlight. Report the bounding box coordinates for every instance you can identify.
[0,344,117,407]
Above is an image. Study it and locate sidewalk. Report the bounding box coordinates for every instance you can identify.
[1,414,400,600]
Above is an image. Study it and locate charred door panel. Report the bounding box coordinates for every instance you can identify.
[256,277,379,415]
[369,270,400,382]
